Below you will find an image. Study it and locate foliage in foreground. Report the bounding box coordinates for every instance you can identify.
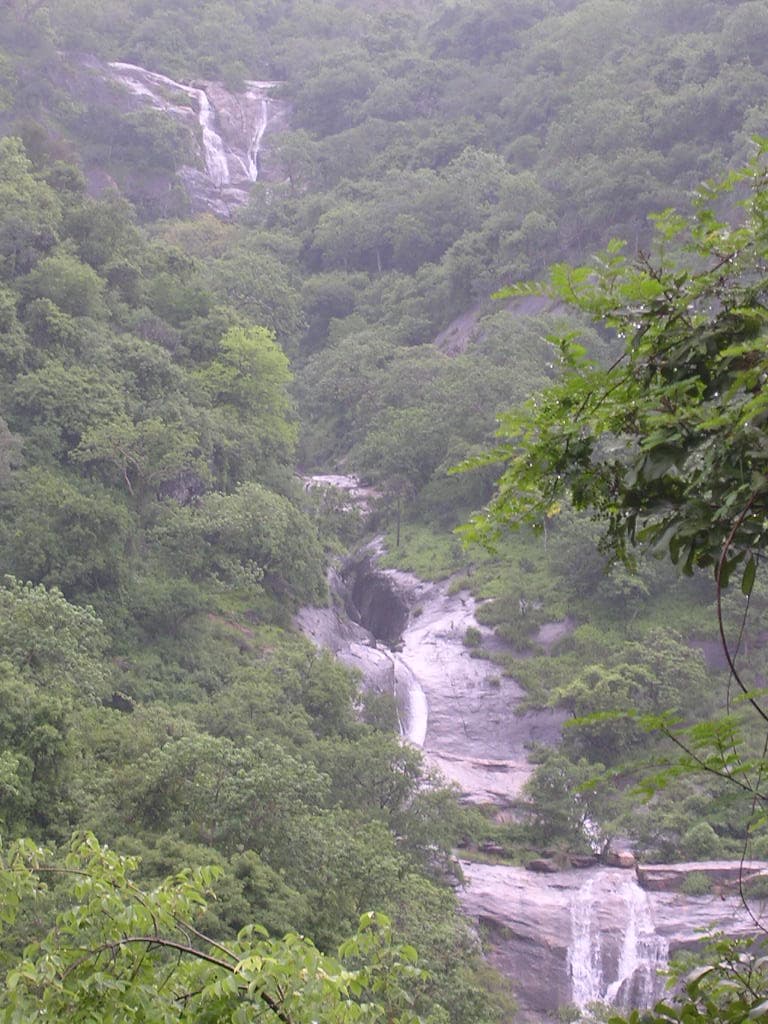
[0,832,424,1024]
[458,143,768,1020]
[606,936,768,1024]
[459,140,768,583]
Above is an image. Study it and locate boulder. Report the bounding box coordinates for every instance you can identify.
[526,858,560,873]
[604,850,636,869]
[480,842,508,856]
[570,854,600,869]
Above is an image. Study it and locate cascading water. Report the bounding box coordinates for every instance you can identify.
[607,880,669,1007]
[569,872,669,1011]
[109,62,232,183]
[569,876,605,1008]
[196,89,231,185]
[245,83,278,179]
[299,476,562,807]
[297,475,753,1021]
[391,653,428,747]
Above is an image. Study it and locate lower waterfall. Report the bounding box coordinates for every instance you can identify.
[607,879,669,1008]
[392,653,428,747]
[569,872,669,1011]
[569,876,605,1008]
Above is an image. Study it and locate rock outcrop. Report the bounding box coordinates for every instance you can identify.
[295,565,397,696]
[396,575,565,805]
[296,476,768,1021]
[299,533,564,802]
[348,554,411,649]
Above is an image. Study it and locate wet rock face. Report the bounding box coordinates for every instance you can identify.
[637,861,768,893]
[305,540,565,803]
[394,573,565,805]
[295,567,398,696]
[296,530,768,1018]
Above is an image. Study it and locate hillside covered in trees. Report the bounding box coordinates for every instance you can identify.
[2,0,768,1020]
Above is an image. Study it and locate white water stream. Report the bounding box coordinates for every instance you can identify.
[569,876,605,1007]
[608,880,669,1007]
[391,651,428,747]
[245,84,277,179]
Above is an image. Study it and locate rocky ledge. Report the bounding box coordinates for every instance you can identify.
[637,860,768,893]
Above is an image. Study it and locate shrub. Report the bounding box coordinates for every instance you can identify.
[464,625,482,647]
[681,871,712,896]
[680,821,722,861]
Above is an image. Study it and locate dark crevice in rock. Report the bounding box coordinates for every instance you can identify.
[343,555,409,649]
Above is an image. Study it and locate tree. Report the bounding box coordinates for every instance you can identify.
[459,142,768,584]
[522,749,607,851]
[208,251,306,351]
[0,665,73,833]
[196,326,297,488]
[74,412,206,513]
[0,575,109,698]
[0,468,133,597]
[20,249,107,319]
[153,481,326,604]
[0,136,61,278]
[0,417,22,482]
[0,577,111,832]
[0,832,424,1024]
[10,359,125,458]
[457,143,768,856]
[0,286,28,374]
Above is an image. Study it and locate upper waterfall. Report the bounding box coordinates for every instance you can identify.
[105,61,287,215]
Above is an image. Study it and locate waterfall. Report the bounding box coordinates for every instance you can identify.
[296,477,757,1019]
[569,872,668,1011]
[196,89,231,186]
[109,62,231,185]
[606,881,669,1007]
[392,654,428,747]
[246,81,280,180]
[569,876,605,1008]
[107,62,280,192]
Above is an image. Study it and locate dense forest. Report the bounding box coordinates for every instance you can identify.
[2,0,768,1020]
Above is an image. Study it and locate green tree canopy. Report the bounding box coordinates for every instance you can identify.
[0,136,61,278]
[459,142,768,587]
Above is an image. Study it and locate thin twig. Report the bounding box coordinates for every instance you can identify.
[716,493,768,726]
